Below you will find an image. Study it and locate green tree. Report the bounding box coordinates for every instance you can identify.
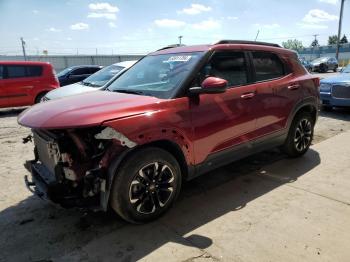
[340,34,348,44]
[311,39,319,47]
[328,35,338,45]
[282,39,304,52]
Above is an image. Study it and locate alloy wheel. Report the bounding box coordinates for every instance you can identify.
[129,162,175,214]
[294,118,312,152]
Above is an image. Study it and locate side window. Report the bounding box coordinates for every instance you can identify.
[0,65,3,79]
[6,66,27,79]
[71,68,90,75]
[202,52,248,87]
[89,67,100,74]
[252,52,284,82]
[26,66,43,77]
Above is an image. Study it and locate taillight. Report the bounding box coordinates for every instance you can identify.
[313,78,320,87]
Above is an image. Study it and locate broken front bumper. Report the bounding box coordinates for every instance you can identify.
[24,160,99,208]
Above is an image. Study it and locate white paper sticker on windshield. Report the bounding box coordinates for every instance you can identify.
[167,56,192,62]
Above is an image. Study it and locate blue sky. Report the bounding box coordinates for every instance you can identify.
[0,0,349,55]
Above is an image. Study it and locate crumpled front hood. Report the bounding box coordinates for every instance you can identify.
[18,91,161,129]
[46,82,101,100]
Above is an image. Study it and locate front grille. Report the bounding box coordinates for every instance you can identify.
[332,85,350,99]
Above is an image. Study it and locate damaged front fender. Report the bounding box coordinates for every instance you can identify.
[95,127,137,148]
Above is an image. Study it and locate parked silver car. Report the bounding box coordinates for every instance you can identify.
[43,60,137,101]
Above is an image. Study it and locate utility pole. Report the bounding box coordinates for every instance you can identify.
[312,34,319,59]
[255,30,260,41]
[178,35,183,45]
[20,37,27,61]
[336,0,345,60]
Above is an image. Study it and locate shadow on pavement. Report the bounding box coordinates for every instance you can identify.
[319,107,350,121]
[0,107,26,118]
[0,149,320,262]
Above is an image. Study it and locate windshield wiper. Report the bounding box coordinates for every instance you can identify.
[112,89,145,95]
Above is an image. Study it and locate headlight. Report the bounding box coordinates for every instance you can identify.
[319,83,332,92]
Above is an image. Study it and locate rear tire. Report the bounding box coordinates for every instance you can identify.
[110,147,182,224]
[333,65,338,72]
[283,112,314,158]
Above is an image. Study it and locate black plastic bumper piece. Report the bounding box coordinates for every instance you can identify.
[24,160,100,209]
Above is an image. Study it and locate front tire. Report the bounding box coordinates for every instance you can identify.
[34,92,47,103]
[283,112,314,158]
[110,147,182,223]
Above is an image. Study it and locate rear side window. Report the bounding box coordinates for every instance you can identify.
[27,66,43,77]
[205,52,248,87]
[252,52,285,82]
[5,65,43,79]
[0,65,3,79]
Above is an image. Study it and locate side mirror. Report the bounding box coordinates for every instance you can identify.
[189,77,228,94]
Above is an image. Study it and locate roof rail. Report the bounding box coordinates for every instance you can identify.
[156,44,186,51]
[215,40,281,48]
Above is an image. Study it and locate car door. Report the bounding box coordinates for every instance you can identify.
[190,51,257,165]
[0,64,9,108]
[1,65,34,107]
[252,51,301,136]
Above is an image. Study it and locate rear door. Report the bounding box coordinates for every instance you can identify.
[251,51,301,136]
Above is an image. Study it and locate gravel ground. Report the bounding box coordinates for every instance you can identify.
[0,79,349,261]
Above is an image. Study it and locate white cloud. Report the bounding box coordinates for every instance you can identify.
[47,27,62,32]
[297,23,328,29]
[87,12,116,20]
[32,10,39,14]
[319,0,338,4]
[192,19,221,30]
[108,22,116,28]
[66,37,73,41]
[88,2,119,20]
[178,3,212,15]
[302,9,338,24]
[70,23,89,30]
[88,2,119,13]
[254,23,280,29]
[154,19,186,28]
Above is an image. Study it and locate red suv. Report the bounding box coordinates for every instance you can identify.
[18,41,319,223]
[0,61,59,108]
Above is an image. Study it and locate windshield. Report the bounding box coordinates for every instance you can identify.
[108,52,205,99]
[312,57,328,63]
[342,65,350,73]
[57,67,73,77]
[82,64,125,87]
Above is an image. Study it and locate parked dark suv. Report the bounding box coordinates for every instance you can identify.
[19,40,320,223]
[57,65,103,86]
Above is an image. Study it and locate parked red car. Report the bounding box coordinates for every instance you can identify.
[19,41,320,223]
[0,61,59,108]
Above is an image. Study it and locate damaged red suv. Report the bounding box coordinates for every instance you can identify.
[18,41,320,223]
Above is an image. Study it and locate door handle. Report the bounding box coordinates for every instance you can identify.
[288,84,300,90]
[241,92,255,99]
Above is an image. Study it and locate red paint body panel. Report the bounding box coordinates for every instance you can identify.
[0,61,59,108]
[18,43,320,170]
[18,91,161,129]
